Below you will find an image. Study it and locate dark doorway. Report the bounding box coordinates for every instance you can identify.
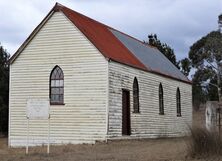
[122,89,131,135]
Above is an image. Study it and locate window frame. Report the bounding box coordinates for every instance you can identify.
[49,65,64,105]
[133,77,140,113]
[176,87,181,117]
[159,83,164,115]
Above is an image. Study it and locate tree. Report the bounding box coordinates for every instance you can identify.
[179,58,191,76]
[0,44,10,135]
[191,69,208,109]
[189,31,222,102]
[146,34,180,69]
[207,76,219,101]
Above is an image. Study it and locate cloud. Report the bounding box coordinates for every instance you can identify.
[0,0,221,60]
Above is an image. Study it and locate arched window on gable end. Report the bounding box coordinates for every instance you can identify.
[176,87,181,117]
[50,66,64,105]
[159,83,164,115]
[133,77,139,113]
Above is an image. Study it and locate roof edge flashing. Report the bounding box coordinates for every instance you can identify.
[54,2,64,12]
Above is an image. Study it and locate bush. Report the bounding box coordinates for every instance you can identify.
[188,127,222,157]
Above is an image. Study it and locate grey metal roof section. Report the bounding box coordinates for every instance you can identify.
[110,29,188,82]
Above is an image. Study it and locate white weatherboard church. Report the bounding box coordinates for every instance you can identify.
[9,3,192,146]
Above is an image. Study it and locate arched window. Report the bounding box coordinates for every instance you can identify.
[133,77,139,113]
[176,87,181,116]
[159,83,164,115]
[50,66,64,104]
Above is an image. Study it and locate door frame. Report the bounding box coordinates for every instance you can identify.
[122,89,131,135]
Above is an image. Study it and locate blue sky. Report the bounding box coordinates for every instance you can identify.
[0,0,221,61]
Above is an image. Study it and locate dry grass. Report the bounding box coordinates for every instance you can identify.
[188,127,222,156]
[1,109,221,161]
[187,109,222,159]
[187,109,222,160]
[0,137,190,161]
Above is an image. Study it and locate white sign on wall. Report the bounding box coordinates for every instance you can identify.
[26,99,50,119]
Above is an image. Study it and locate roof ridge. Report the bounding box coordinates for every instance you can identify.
[56,3,158,51]
[56,3,110,28]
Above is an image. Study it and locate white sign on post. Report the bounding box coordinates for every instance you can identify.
[26,99,50,154]
[26,99,49,119]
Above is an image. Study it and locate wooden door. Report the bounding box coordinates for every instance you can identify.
[122,89,131,135]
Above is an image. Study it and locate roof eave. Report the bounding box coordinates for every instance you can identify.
[109,59,192,85]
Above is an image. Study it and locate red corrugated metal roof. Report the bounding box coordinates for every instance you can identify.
[55,4,147,71]
[10,3,191,84]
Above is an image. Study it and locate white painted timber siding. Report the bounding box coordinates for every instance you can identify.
[108,61,192,138]
[9,12,108,146]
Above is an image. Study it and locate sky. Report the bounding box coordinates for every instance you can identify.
[0,0,222,60]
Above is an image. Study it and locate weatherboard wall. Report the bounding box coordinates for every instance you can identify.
[9,12,108,146]
[108,61,192,138]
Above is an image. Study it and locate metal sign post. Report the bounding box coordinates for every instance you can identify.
[26,99,50,154]
[26,117,29,154]
[47,115,50,154]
